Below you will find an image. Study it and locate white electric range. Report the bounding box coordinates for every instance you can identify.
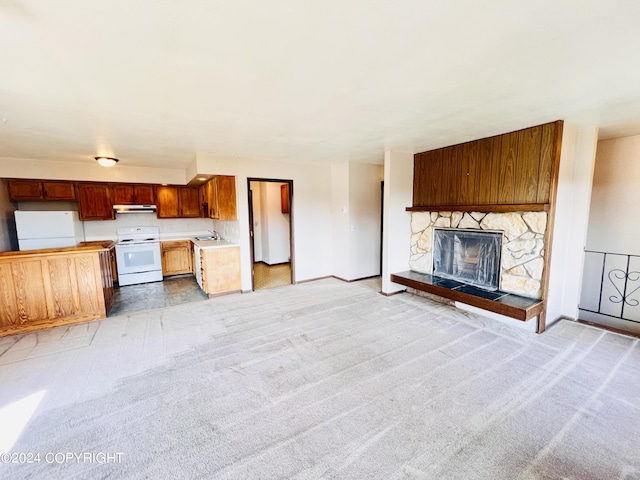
[115,226,163,286]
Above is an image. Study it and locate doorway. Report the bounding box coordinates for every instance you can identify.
[247,179,294,291]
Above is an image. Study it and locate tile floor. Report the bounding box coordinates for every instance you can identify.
[109,275,208,316]
[253,262,292,290]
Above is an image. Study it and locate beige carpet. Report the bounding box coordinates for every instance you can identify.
[1,278,639,479]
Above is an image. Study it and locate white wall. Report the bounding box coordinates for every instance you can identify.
[331,163,350,280]
[585,134,640,254]
[330,162,383,281]
[0,158,186,185]
[262,182,290,264]
[546,123,598,325]
[348,162,383,279]
[382,151,414,294]
[193,155,333,291]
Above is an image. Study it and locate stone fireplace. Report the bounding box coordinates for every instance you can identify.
[409,211,548,299]
[433,228,502,291]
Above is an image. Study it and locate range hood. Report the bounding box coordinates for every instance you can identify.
[113,204,157,214]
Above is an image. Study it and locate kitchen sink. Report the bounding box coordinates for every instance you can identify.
[194,236,218,241]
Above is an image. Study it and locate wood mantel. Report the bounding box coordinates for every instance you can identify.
[406,203,550,213]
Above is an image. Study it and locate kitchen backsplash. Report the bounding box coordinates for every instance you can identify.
[15,201,239,243]
[212,219,240,243]
[83,213,215,240]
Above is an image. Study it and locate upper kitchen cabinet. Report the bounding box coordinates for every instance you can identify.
[205,175,237,220]
[43,181,76,200]
[216,175,237,220]
[156,185,200,218]
[8,179,76,201]
[77,183,115,220]
[111,184,155,205]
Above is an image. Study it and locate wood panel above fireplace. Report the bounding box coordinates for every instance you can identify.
[409,120,563,212]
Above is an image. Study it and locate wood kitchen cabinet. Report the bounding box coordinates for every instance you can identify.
[0,245,113,337]
[204,175,237,220]
[201,246,241,295]
[111,184,155,205]
[43,181,76,200]
[8,179,76,201]
[216,175,237,220]
[8,179,43,200]
[76,183,115,220]
[156,185,200,218]
[161,240,193,276]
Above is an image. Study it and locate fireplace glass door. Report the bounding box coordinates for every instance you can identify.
[433,229,502,291]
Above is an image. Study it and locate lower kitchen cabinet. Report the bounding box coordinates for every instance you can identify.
[161,240,193,276]
[200,246,241,295]
[0,245,113,336]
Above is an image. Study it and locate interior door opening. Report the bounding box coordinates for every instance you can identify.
[248,179,294,291]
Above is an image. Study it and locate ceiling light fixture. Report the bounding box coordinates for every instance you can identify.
[95,156,119,167]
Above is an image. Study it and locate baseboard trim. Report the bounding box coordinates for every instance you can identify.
[332,274,381,283]
[379,289,406,297]
[576,319,640,338]
[295,275,333,284]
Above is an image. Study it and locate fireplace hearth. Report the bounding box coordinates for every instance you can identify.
[433,228,502,291]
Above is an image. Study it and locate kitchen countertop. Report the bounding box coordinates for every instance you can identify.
[78,240,117,249]
[190,238,237,249]
[158,234,237,249]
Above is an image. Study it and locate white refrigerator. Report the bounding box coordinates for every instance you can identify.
[15,211,85,250]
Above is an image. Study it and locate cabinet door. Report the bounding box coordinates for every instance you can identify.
[216,175,237,220]
[179,187,200,217]
[111,184,155,204]
[201,246,241,294]
[42,181,76,200]
[156,186,180,218]
[208,178,219,219]
[111,184,135,204]
[77,184,114,220]
[8,179,43,200]
[134,184,155,204]
[161,241,193,276]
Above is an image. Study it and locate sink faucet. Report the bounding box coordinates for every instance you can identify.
[208,229,220,240]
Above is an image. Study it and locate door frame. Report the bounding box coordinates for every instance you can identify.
[247,178,295,291]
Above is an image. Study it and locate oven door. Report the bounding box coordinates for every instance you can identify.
[115,243,161,275]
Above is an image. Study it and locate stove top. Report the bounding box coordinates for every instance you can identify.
[116,226,160,245]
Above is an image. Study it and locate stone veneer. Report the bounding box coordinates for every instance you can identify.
[409,211,548,299]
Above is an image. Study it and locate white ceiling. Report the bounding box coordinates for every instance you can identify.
[2,1,640,170]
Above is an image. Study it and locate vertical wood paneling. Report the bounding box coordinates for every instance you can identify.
[14,261,47,322]
[455,144,469,205]
[430,149,443,205]
[465,141,478,205]
[47,257,76,317]
[75,255,101,314]
[440,147,453,205]
[410,120,561,208]
[497,132,518,203]
[537,122,557,203]
[0,264,18,326]
[489,136,502,204]
[514,126,542,203]
[474,138,493,204]
[413,153,429,206]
